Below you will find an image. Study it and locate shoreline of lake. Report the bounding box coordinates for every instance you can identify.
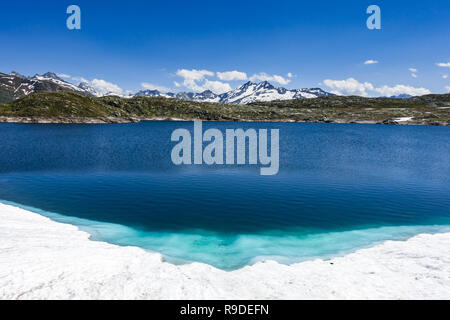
[0,116,448,126]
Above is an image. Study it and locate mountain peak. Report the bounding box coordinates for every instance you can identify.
[43,72,61,79]
[256,81,274,90]
[238,81,275,91]
[238,81,256,89]
[10,71,26,78]
[33,72,65,82]
[197,90,217,98]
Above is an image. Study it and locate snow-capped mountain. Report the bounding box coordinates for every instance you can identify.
[78,81,102,97]
[1,71,334,104]
[135,89,175,99]
[32,72,87,94]
[134,81,334,104]
[78,81,134,98]
[134,89,222,102]
[0,71,92,103]
[217,81,333,104]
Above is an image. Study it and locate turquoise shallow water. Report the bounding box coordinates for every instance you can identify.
[0,122,449,270]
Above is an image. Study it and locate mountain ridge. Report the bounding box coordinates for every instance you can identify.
[1,71,335,104]
[134,80,335,104]
[0,71,89,103]
[0,71,436,105]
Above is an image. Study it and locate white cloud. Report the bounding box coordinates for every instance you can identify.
[249,73,291,85]
[175,68,296,92]
[443,74,448,79]
[437,62,450,67]
[407,68,418,78]
[202,80,232,94]
[446,86,450,92]
[90,79,123,95]
[176,69,214,81]
[364,60,378,65]
[54,74,124,96]
[180,79,203,92]
[59,75,122,95]
[182,78,231,94]
[175,68,231,93]
[323,78,374,96]
[216,71,248,81]
[72,76,89,83]
[57,73,71,79]
[323,77,430,97]
[141,83,171,92]
[374,85,430,97]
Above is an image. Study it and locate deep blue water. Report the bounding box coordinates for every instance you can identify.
[0,121,449,270]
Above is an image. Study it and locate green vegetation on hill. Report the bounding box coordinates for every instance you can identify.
[248,94,450,124]
[0,92,113,117]
[0,91,449,125]
[0,87,15,104]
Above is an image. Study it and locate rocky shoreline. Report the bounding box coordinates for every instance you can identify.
[0,116,140,124]
[0,116,448,126]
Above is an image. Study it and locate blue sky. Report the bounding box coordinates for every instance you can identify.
[0,0,449,96]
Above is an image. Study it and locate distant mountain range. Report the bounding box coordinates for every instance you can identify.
[135,81,334,104]
[0,71,420,105]
[0,71,335,104]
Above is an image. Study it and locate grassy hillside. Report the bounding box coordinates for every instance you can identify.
[0,91,449,125]
[248,94,450,123]
[0,87,15,104]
